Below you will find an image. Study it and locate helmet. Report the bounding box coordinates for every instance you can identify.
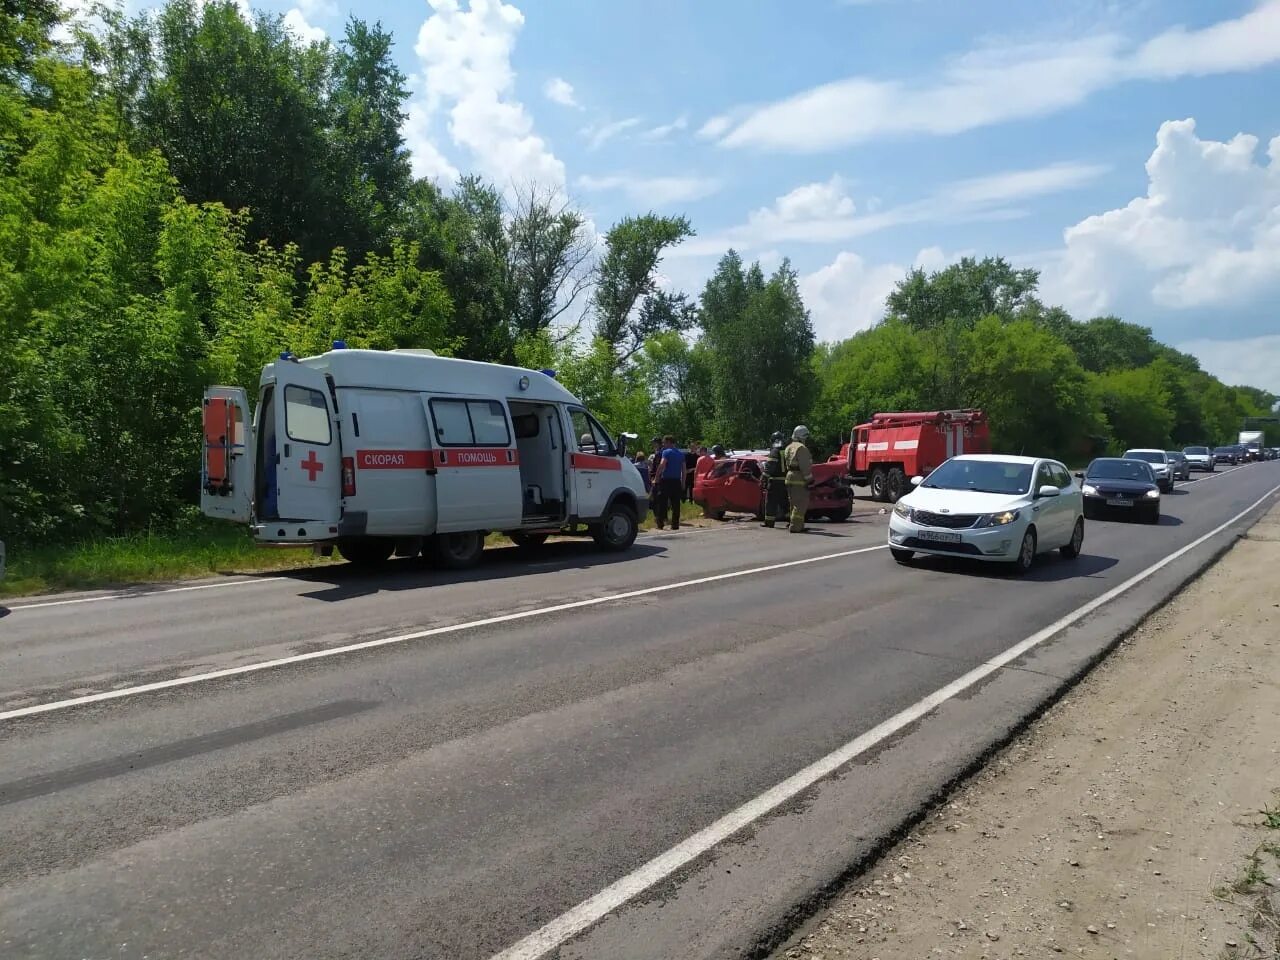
[712,444,726,456]
[770,431,785,443]
[792,425,810,441]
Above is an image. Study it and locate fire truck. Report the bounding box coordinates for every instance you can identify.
[833,409,991,503]
[201,346,649,568]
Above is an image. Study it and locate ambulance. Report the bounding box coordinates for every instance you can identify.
[201,346,649,567]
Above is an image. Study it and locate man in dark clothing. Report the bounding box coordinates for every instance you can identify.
[684,442,699,502]
[760,431,790,527]
[654,435,685,530]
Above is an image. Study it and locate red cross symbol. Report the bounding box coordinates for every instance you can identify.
[300,450,324,482]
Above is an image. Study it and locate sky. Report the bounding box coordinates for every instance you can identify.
[131,0,1280,393]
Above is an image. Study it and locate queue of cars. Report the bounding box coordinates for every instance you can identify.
[886,438,1267,574]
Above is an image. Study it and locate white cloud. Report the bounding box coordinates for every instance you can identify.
[1041,118,1280,345]
[410,0,566,192]
[752,175,856,224]
[583,117,643,150]
[283,8,327,44]
[642,115,689,141]
[577,174,721,206]
[673,161,1105,257]
[800,247,963,342]
[544,77,580,108]
[697,115,734,140]
[713,1,1280,151]
[296,0,338,17]
[1175,335,1280,394]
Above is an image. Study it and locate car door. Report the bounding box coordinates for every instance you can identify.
[427,396,522,532]
[567,407,621,521]
[1030,461,1067,546]
[723,460,761,514]
[272,366,342,523]
[1051,462,1081,539]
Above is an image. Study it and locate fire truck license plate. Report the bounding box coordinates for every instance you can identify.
[919,530,962,543]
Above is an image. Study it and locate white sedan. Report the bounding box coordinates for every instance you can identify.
[887,454,1085,574]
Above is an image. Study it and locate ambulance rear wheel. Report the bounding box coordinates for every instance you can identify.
[870,468,888,501]
[886,468,907,503]
[433,531,485,569]
[336,536,395,567]
[592,504,637,552]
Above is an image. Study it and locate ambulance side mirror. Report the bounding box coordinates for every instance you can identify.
[617,431,637,456]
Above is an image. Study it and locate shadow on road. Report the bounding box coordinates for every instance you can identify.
[908,551,1120,582]
[286,540,668,603]
[1157,514,1184,526]
[0,607,9,619]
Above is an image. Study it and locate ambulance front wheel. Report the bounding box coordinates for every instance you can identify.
[591,504,638,552]
[336,536,395,567]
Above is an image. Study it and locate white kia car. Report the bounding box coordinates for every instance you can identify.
[887,454,1085,574]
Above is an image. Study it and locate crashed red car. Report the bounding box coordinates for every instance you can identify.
[693,455,853,522]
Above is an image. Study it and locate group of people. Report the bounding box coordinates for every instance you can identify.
[632,427,816,534]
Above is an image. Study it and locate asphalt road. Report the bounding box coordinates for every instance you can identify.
[2,463,1278,960]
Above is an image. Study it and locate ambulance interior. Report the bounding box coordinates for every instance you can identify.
[508,401,567,523]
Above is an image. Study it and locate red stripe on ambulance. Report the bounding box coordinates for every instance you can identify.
[434,448,519,467]
[356,450,432,469]
[570,453,622,471]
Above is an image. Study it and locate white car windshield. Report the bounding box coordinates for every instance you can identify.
[1185,447,1209,455]
[1125,450,1164,463]
[921,459,1034,495]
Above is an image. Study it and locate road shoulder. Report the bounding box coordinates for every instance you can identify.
[777,504,1280,960]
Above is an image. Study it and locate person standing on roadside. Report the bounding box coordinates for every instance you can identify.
[654,434,685,530]
[695,445,715,480]
[760,431,790,528]
[684,440,699,502]
[782,425,814,533]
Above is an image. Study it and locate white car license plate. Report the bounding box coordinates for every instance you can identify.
[1106,497,1132,507]
[919,530,962,543]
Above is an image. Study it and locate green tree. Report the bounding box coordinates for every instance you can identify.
[885,256,1039,331]
[1092,366,1174,451]
[593,213,694,366]
[960,316,1103,459]
[700,255,817,446]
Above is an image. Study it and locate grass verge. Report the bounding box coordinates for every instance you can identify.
[0,521,330,599]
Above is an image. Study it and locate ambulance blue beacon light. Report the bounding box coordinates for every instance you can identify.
[332,340,347,350]
[541,368,556,379]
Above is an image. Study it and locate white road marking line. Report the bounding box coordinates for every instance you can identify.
[484,480,1280,960]
[0,544,888,721]
[4,576,289,611]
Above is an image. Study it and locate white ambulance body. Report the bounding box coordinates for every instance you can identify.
[201,347,649,567]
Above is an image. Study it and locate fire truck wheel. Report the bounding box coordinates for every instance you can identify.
[433,531,485,569]
[591,504,638,552]
[336,536,395,567]
[890,547,914,564]
[870,468,888,501]
[886,468,908,503]
[509,532,550,550]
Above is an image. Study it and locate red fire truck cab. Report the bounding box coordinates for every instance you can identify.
[834,409,991,503]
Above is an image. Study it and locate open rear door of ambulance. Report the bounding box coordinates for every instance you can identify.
[202,386,255,523]
[270,363,342,526]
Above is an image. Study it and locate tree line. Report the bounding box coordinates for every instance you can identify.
[0,1,1273,546]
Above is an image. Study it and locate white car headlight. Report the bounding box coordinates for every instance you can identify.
[893,501,913,520]
[976,509,1020,527]
[1145,488,1161,499]
[1081,483,1098,496]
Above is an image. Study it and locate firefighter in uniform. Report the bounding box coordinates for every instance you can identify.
[760,431,790,527]
[782,425,814,533]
